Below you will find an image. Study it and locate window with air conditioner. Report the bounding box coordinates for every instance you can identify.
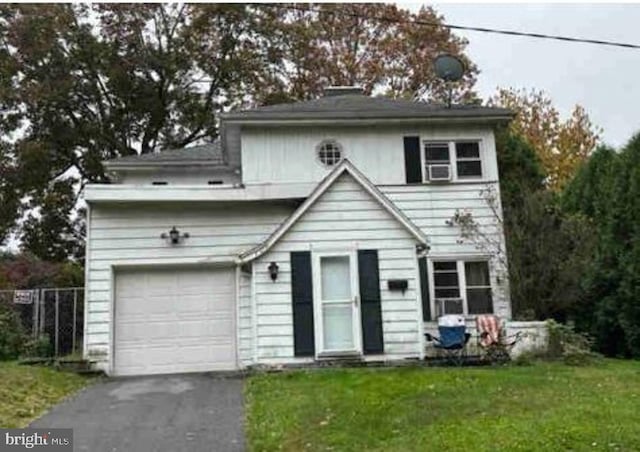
[433,261,463,315]
[431,259,493,317]
[424,142,451,182]
[422,140,483,183]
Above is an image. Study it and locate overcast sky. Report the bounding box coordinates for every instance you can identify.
[412,2,640,148]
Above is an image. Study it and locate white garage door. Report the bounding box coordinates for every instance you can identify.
[114,267,236,376]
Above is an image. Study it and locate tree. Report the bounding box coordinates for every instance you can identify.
[0,4,280,259]
[490,88,600,191]
[494,129,546,205]
[497,131,596,321]
[260,4,478,104]
[564,135,640,357]
[0,3,478,258]
[0,143,20,247]
[0,252,84,289]
[20,180,85,262]
[503,190,596,321]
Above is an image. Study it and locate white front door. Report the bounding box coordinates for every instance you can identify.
[313,252,361,355]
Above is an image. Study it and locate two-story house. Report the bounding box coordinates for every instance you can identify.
[83,87,519,376]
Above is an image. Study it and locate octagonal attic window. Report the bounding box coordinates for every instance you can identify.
[317,140,343,167]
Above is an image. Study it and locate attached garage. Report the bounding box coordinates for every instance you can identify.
[113,267,236,376]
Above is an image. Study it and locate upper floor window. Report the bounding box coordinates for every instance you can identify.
[425,142,450,165]
[317,140,343,167]
[422,140,483,182]
[455,142,482,179]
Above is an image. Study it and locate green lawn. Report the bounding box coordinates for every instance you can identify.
[0,362,94,428]
[246,360,640,451]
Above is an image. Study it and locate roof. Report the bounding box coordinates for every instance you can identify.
[222,94,513,123]
[104,142,225,168]
[237,159,428,264]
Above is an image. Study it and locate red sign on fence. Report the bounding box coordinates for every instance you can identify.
[13,290,34,304]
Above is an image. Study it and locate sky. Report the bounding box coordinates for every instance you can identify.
[410,2,640,148]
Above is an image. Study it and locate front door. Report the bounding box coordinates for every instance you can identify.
[313,251,361,355]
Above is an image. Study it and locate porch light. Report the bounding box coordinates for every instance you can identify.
[268,262,279,281]
[161,226,189,245]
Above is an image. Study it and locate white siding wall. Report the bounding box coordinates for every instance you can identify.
[241,124,509,319]
[238,271,253,366]
[117,168,240,185]
[253,173,423,364]
[84,202,292,370]
[241,125,498,186]
[381,183,511,319]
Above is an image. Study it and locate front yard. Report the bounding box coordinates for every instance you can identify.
[0,362,93,428]
[246,360,640,451]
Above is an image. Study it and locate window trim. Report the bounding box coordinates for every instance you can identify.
[420,139,485,183]
[427,257,493,318]
[316,139,344,168]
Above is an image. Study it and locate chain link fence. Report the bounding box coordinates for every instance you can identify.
[0,287,84,358]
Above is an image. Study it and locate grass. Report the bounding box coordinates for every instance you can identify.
[246,360,640,451]
[0,361,94,428]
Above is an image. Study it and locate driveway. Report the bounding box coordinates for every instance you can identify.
[30,373,245,452]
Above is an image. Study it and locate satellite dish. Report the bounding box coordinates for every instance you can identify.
[434,54,465,82]
[434,54,465,107]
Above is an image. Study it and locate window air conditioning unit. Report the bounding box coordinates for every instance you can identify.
[436,298,464,317]
[428,164,452,182]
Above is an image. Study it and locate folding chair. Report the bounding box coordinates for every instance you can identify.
[425,315,471,365]
[476,314,521,363]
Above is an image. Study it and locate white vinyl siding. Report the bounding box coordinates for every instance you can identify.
[84,202,293,371]
[253,173,423,364]
[381,183,511,320]
[116,168,241,186]
[238,270,253,366]
[241,126,498,186]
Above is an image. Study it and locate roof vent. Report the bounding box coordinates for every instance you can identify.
[323,86,363,97]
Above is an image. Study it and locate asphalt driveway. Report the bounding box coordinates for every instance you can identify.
[30,373,245,452]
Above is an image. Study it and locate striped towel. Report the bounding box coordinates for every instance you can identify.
[476,315,500,347]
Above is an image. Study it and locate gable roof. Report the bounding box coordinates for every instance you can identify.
[237,159,428,263]
[222,94,513,123]
[104,142,226,168]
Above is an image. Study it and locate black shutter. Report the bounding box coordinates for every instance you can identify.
[291,251,315,356]
[404,136,423,183]
[418,257,431,321]
[358,250,384,354]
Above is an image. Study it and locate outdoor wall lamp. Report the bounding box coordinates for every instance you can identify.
[268,262,279,281]
[161,226,189,245]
